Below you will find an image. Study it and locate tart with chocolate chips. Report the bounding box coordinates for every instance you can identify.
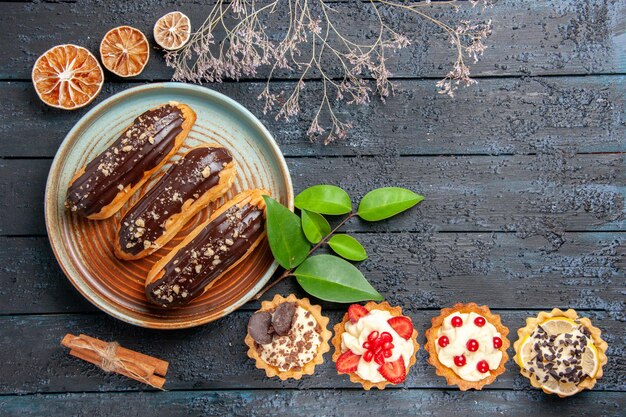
[424,303,510,391]
[514,308,608,397]
[245,294,331,380]
[332,302,419,390]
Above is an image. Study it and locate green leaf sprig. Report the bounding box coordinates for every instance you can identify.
[257,185,424,303]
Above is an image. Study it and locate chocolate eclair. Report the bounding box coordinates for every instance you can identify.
[145,189,268,307]
[114,145,236,260]
[65,102,196,219]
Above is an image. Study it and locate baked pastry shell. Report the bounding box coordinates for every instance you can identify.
[513,308,608,398]
[331,301,420,390]
[424,302,510,391]
[245,294,331,380]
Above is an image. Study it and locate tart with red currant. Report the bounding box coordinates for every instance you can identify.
[245,294,331,380]
[332,301,419,390]
[424,303,510,390]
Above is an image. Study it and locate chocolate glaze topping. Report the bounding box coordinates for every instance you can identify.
[118,147,233,255]
[65,104,184,217]
[146,203,264,307]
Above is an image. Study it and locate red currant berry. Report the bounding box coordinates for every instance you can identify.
[466,339,479,352]
[476,360,490,373]
[474,316,486,327]
[368,331,379,342]
[438,336,449,348]
[363,350,374,362]
[380,332,393,343]
[451,316,463,327]
[493,336,503,349]
[453,355,466,367]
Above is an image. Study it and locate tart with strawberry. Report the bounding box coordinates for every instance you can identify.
[332,302,419,390]
[424,303,510,390]
[514,308,608,398]
[245,294,331,380]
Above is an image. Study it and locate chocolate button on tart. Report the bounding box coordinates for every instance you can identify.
[245,294,331,380]
[514,308,608,398]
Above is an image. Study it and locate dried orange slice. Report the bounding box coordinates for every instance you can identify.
[31,44,104,110]
[154,11,191,50]
[100,26,150,77]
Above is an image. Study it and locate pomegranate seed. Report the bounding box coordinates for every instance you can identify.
[451,316,463,327]
[368,331,379,342]
[466,339,479,352]
[453,355,466,367]
[383,342,394,350]
[477,360,490,373]
[474,316,486,327]
[374,352,385,365]
[383,349,392,358]
[362,341,371,349]
[493,336,503,349]
[363,350,374,362]
[438,335,449,348]
[380,332,393,342]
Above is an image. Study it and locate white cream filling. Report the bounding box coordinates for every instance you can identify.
[435,312,503,382]
[341,309,414,383]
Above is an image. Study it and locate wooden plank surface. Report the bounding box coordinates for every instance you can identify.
[2,390,624,417]
[1,75,625,158]
[1,233,623,314]
[0,0,624,414]
[1,154,623,236]
[0,310,623,394]
[2,0,625,80]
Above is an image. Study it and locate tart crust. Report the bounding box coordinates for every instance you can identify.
[331,301,420,390]
[513,308,608,398]
[424,302,510,391]
[245,294,331,380]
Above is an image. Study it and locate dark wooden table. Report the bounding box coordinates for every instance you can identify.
[1,1,624,416]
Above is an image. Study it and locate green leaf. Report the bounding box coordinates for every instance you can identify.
[357,187,424,221]
[328,234,368,261]
[263,195,311,269]
[294,255,383,303]
[301,209,331,244]
[294,185,352,215]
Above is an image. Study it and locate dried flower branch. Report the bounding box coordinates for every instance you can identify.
[166,0,493,144]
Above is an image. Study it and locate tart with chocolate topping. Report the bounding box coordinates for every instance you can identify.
[332,302,419,390]
[514,308,608,397]
[245,294,331,380]
[424,303,509,390]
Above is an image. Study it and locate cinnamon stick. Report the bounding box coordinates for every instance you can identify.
[61,333,168,389]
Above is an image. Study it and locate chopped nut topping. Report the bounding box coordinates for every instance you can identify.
[195,265,202,273]
[225,238,234,246]
[201,166,211,178]
[122,145,132,152]
[135,218,145,227]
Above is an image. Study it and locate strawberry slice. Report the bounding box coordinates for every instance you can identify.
[348,304,369,324]
[387,316,413,340]
[378,357,406,384]
[336,350,361,374]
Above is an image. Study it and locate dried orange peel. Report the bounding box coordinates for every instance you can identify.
[32,44,104,110]
[154,11,191,50]
[100,26,150,77]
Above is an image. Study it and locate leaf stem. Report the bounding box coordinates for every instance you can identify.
[253,211,357,300]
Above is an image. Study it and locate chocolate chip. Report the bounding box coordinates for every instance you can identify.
[271,302,296,336]
[248,311,273,345]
